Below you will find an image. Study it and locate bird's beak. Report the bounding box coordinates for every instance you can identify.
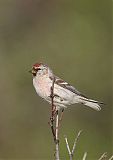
[28,69,37,76]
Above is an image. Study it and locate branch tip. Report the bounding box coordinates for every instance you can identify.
[109,155,113,160]
[82,152,87,160]
[98,152,107,160]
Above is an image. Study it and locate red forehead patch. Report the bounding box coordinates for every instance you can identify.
[33,62,43,68]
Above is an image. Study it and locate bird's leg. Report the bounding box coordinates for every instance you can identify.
[58,108,64,128]
[60,108,64,121]
[54,108,64,131]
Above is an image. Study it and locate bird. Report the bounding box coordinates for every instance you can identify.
[29,62,103,111]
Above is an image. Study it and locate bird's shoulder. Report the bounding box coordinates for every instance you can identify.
[49,75,87,98]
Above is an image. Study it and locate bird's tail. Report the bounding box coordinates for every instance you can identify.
[79,97,104,111]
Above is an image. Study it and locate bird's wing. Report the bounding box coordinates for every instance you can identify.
[49,76,104,111]
[53,76,88,98]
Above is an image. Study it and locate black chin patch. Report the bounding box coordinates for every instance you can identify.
[32,72,36,76]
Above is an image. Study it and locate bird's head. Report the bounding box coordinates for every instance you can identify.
[29,62,53,77]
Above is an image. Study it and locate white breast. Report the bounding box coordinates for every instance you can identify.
[33,76,51,99]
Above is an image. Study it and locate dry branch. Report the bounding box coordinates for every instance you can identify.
[82,152,87,160]
[50,77,56,142]
[64,135,72,160]
[49,77,60,160]
[55,110,60,160]
[72,130,82,155]
[98,152,107,160]
[109,155,113,160]
[64,130,82,160]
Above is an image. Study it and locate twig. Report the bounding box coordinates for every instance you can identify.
[71,130,82,155]
[64,130,82,160]
[98,152,107,160]
[51,77,56,117]
[82,152,87,160]
[109,155,113,160]
[64,135,72,160]
[50,77,56,142]
[49,77,60,160]
[59,109,64,128]
[55,110,60,160]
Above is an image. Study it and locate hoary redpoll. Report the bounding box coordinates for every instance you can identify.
[29,63,103,111]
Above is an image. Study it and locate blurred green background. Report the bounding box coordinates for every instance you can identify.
[0,0,112,159]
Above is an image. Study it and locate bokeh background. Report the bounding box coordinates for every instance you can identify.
[0,0,112,159]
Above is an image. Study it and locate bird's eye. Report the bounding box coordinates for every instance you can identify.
[33,67,41,71]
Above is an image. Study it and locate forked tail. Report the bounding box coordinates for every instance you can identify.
[79,97,104,111]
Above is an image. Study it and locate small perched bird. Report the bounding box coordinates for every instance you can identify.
[29,62,103,111]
